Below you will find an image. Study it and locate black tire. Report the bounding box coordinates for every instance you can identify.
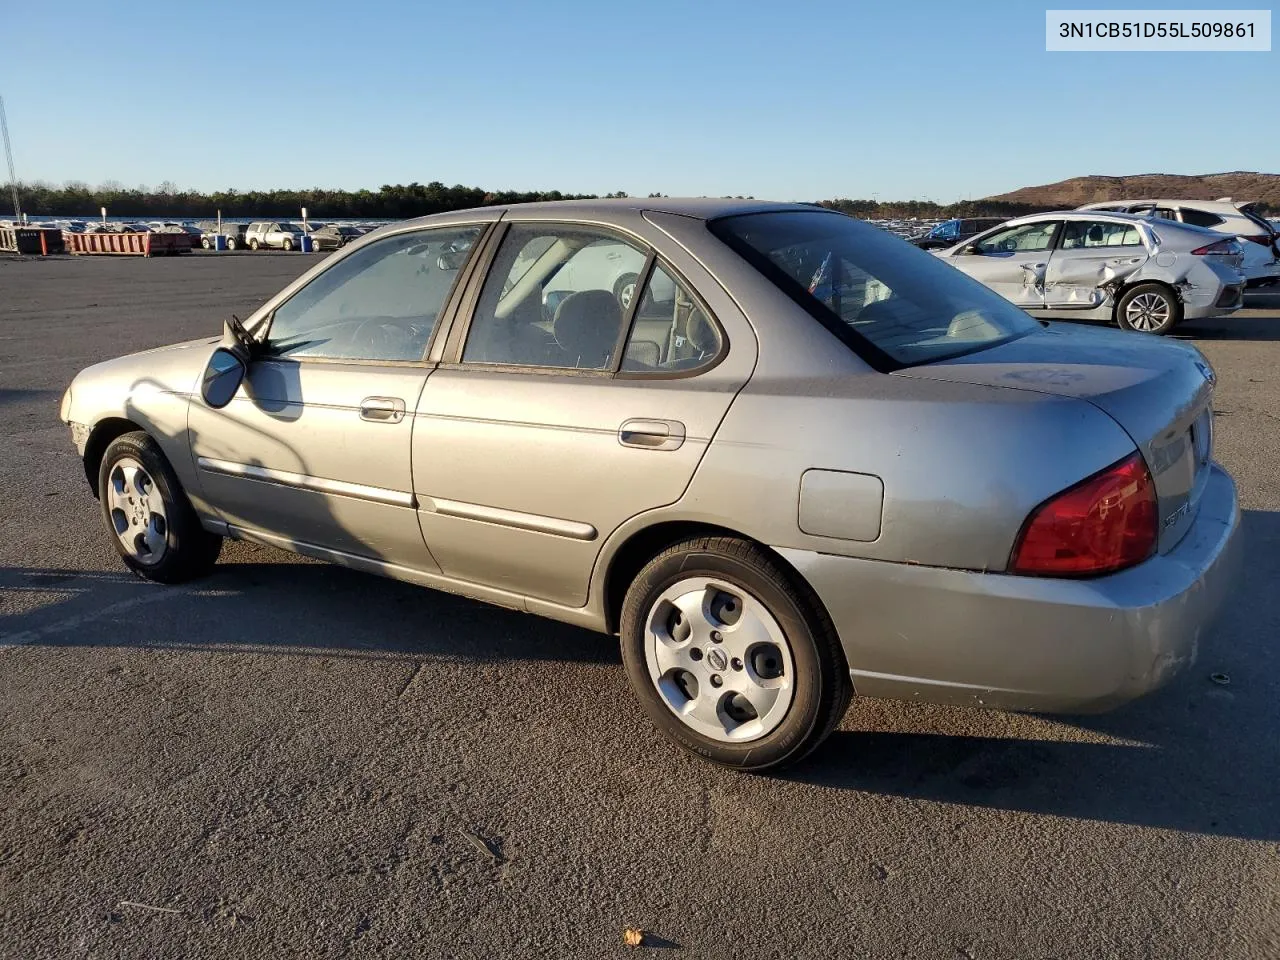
[1115,282,1181,335]
[612,272,639,310]
[226,237,237,251]
[201,237,211,249]
[97,431,222,584]
[620,536,851,772]
[282,238,294,251]
[249,238,260,251]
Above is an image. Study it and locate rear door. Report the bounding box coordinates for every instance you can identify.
[952,220,1060,309]
[411,216,756,607]
[1043,219,1149,309]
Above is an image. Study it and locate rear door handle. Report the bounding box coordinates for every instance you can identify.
[360,396,405,423]
[619,418,685,451]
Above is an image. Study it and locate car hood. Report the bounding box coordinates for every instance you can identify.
[68,336,220,409]
[894,323,1216,552]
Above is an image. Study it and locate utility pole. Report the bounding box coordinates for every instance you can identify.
[0,95,21,222]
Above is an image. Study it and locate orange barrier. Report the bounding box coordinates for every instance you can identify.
[64,231,190,256]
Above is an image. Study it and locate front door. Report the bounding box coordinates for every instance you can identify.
[956,220,1061,309]
[1043,219,1149,309]
[412,220,754,607]
[188,222,488,569]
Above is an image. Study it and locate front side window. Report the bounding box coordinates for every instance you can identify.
[710,210,1038,368]
[1060,220,1142,249]
[975,221,1058,254]
[265,225,483,361]
[463,225,647,370]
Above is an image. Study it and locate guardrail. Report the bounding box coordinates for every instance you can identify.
[64,232,191,256]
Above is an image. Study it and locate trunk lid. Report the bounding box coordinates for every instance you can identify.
[895,323,1216,552]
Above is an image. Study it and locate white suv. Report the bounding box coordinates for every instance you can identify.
[245,221,305,252]
[1079,199,1280,288]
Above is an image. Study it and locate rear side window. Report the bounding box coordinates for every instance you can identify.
[710,210,1038,369]
[1060,220,1142,249]
[1180,208,1225,229]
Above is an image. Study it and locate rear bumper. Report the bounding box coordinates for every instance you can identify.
[778,463,1240,713]
[1183,282,1244,318]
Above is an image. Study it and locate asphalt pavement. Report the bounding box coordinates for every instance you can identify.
[2,252,1278,959]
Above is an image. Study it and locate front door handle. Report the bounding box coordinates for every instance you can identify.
[360,397,406,423]
[619,418,685,451]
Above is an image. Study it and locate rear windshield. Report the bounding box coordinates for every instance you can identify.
[709,210,1039,369]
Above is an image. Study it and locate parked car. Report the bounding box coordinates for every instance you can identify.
[935,211,1245,334]
[1079,199,1280,288]
[310,223,364,251]
[196,221,249,250]
[910,216,1007,250]
[59,199,1238,771]
[245,221,304,251]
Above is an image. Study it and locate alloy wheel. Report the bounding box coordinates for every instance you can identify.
[1125,292,1170,332]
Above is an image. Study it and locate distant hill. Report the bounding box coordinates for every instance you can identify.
[984,172,1280,208]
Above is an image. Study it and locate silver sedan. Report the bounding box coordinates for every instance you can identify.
[935,211,1246,334]
[60,199,1239,770]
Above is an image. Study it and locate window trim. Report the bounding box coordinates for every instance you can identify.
[441,219,729,380]
[257,220,494,366]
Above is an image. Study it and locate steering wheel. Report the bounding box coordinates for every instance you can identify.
[352,317,413,359]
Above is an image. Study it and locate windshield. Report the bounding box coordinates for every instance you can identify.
[709,210,1039,369]
[928,220,960,239]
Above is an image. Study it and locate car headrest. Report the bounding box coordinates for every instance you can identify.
[686,309,718,355]
[553,290,621,369]
[1086,224,1105,244]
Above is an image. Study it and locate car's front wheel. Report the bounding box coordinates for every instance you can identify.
[98,432,222,584]
[620,536,850,772]
[226,237,237,251]
[282,238,294,251]
[1116,283,1181,334]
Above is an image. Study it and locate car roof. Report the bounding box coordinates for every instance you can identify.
[1079,198,1251,214]
[1000,210,1157,227]
[396,197,821,229]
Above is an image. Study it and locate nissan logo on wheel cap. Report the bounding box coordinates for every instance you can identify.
[707,648,729,672]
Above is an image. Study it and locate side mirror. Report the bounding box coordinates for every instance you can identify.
[962,243,982,255]
[201,347,246,408]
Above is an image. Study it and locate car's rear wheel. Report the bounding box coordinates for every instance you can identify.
[201,237,211,249]
[98,432,222,584]
[249,238,260,251]
[1116,283,1180,334]
[620,536,850,772]
[226,237,237,251]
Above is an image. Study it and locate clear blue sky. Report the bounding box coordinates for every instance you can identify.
[3,0,1275,201]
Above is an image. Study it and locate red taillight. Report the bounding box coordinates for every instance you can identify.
[1240,234,1273,247]
[1011,452,1157,577]
[1190,238,1239,256]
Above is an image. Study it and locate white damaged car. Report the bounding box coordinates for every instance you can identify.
[936,211,1245,335]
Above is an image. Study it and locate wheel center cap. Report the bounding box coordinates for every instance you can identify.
[707,648,728,672]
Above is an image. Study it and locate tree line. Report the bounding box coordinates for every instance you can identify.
[4,179,1051,221]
